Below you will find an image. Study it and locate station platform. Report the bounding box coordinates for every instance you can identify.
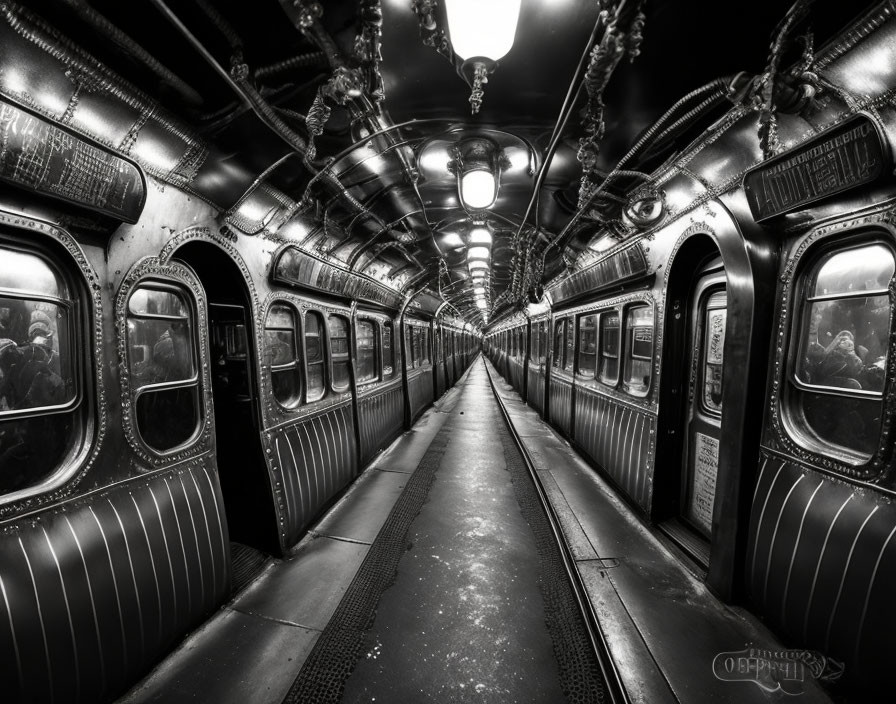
[121,357,833,704]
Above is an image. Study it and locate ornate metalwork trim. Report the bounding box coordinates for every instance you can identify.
[115,257,215,467]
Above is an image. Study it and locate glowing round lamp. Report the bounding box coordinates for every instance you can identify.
[444,0,521,61]
[461,171,497,209]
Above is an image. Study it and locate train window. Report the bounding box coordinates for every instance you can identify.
[305,311,326,401]
[264,304,301,407]
[421,328,431,364]
[599,312,620,385]
[329,314,351,392]
[403,326,412,369]
[128,284,199,452]
[552,320,564,369]
[790,242,894,459]
[623,305,653,396]
[356,319,377,383]
[383,321,395,378]
[578,315,597,377]
[564,319,574,372]
[411,327,422,367]
[0,247,78,495]
[539,321,548,363]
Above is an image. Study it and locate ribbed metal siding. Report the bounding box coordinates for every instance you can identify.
[357,384,404,466]
[0,461,230,703]
[446,355,457,387]
[435,363,447,399]
[271,402,357,548]
[549,376,573,436]
[527,367,544,415]
[573,387,654,511]
[746,454,896,694]
[408,369,434,422]
[508,359,524,396]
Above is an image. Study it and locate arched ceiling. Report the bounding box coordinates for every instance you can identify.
[24,0,875,329]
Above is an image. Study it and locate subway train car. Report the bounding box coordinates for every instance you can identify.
[0,0,894,703]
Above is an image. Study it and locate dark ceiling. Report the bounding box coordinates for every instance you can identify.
[26,0,877,327]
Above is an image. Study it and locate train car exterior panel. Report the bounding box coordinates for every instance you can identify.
[507,357,525,398]
[268,401,358,550]
[407,368,434,423]
[357,381,404,467]
[573,388,655,512]
[745,454,896,696]
[527,365,545,416]
[549,374,573,437]
[0,458,230,704]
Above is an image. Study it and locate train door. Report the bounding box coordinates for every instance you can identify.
[174,243,277,555]
[679,259,727,555]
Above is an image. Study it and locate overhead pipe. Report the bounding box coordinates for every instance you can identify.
[60,0,203,107]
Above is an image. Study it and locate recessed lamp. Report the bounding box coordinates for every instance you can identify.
[467,246,490,261]
[468,260,489,271]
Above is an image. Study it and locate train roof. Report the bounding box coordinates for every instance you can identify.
[4,0,886,326]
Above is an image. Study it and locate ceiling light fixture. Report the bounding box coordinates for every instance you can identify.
[448,138,511,212]
[444,0,522,114]
[468,259,489,271]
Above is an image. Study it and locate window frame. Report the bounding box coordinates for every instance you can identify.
[0,237,86,504]
[621,303,655,398]
[303,309,327,402]
[126,280,202,454]
[783,235,894,467]
[264,301,303,409]
[355,317,380,385]
[327,313,351,394]
[598,308,621,387]
[552,319,565,369]
[382,319,396,380]
[576,313,598,379]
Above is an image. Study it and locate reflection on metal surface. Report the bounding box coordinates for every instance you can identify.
[273,247,404,309]
[0,100,146,222]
